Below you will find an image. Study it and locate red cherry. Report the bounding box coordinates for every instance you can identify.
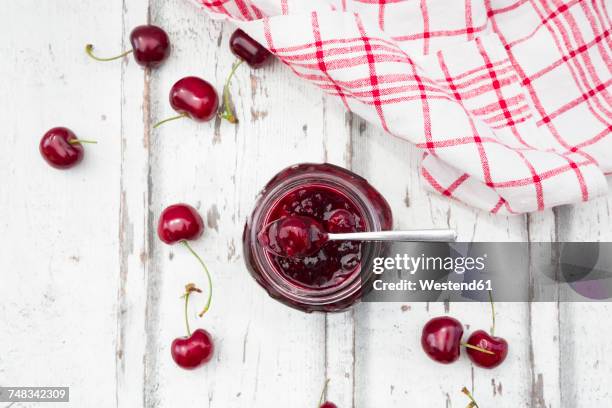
[171,328,214,369]
[320,403,337,408]
[258,216,329,258]
[39,127,96,169]
[466,330,508,368]
[230,29,271,68]
[130,25,170,67]
[277,217,318,257]
[158,205,213,317]
[421,316,463,364]
[154,77,219,128]
[157,204,204,245]
[86,24,170,68]
[170,77,219,121]
[172,285,212,370]
[219,30,272,124]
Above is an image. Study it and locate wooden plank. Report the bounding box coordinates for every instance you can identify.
[554,193,612,407]
[527,211,561,408]
[323,109,356,408]
[0,1,124,405]
[527,189,612,408]
[350,119,534,407]
[143,1,337,405]
[117,1,151,408]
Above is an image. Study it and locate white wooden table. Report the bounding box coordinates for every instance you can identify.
[1,1,611,407]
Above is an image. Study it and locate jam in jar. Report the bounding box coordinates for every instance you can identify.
[243,163,393,312]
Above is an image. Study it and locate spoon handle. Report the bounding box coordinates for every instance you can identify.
[327,229,457,242]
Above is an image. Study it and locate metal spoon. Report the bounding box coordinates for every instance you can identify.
[327,229,457,243]
[259,216,456,258]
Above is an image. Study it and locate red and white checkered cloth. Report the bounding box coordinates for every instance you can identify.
[192,0,611,214]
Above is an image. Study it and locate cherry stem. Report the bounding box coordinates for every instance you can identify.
[181,241,212,317]
[489,289,496,336]
[318,379,330,408]
[183,289,193,336]
[462,342,495,355]
[219,59,244,124]
[181,283,202,337]
[461,387,479,408]
[69,139,98,145]
[153,113,187,129]
[85,44,133,62]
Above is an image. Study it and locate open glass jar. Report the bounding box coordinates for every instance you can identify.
[243,163,393,312]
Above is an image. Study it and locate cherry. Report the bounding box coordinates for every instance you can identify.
[466,290,508,368]
[421,316,464,364]
[465,330,508,368]
[326,209,357,233]
[86,25,170,68]
[154,77,219,128]
[171,284,214,369]
[258,216,329,258]
[318,380,337,408]
[219,29,272,123]
[421,316,494,364]
[158,204,212,316]
[39,127,96,169]
[171,329,214,369]
[158,203,204,244]
[230,29,271,68]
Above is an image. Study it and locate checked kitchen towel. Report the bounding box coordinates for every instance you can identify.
[191,0,611,214]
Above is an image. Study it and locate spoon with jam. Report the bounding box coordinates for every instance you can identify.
[258,215,457,258]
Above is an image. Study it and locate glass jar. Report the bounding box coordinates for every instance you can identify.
[243,163,393,312]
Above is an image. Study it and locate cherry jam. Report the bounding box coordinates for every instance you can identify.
[243,163,393,313]
[258,216,330,258]
[267,185,366,289]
